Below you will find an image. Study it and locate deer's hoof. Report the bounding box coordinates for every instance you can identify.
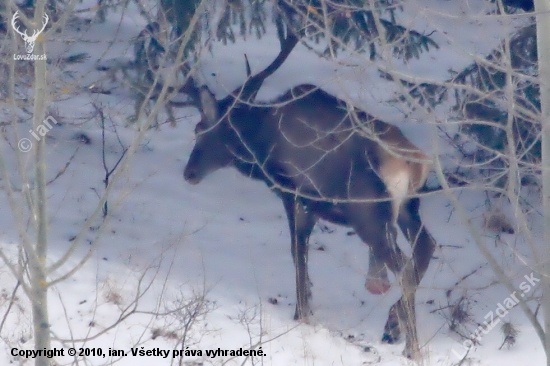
[402,346,422,360]
[381,332,400,344]
[294,307,313,323]
[382,312,401,344]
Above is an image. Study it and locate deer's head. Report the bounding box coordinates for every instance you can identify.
[183,87,235,184]
[184,18,298,185]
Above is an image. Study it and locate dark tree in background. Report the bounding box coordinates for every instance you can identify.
[497,0,534,12]
[160,0,201,35]
[0,0,5,32]
[157,0,439,63]
[277,0,438,60]
[452,24,539,184]
[376,0,539,187]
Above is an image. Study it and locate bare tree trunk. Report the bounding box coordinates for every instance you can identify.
[535,0,550,364]
[30,1,52,364]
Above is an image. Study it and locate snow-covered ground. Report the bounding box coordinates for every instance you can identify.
[0,0,545,365]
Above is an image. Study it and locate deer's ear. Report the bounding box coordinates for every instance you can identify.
[199,87,218,126]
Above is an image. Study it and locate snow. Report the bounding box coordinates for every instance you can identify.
[0,0,545,365]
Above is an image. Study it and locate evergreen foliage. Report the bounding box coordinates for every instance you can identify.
[157,0,438,62]
[453,23,539,182]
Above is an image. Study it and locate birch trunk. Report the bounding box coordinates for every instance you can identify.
[30,1,51,365]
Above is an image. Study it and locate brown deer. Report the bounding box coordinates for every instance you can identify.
[183,27,435,359]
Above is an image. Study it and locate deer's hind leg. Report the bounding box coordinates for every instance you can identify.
[281,194,316,321]
[341,200,414,353]
[383,197,436,359]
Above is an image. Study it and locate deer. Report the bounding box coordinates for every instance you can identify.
[182,25,436,359]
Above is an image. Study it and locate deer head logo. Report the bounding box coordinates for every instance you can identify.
[11,11,48,53]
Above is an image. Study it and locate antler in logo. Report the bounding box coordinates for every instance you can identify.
[12,11,49,53]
